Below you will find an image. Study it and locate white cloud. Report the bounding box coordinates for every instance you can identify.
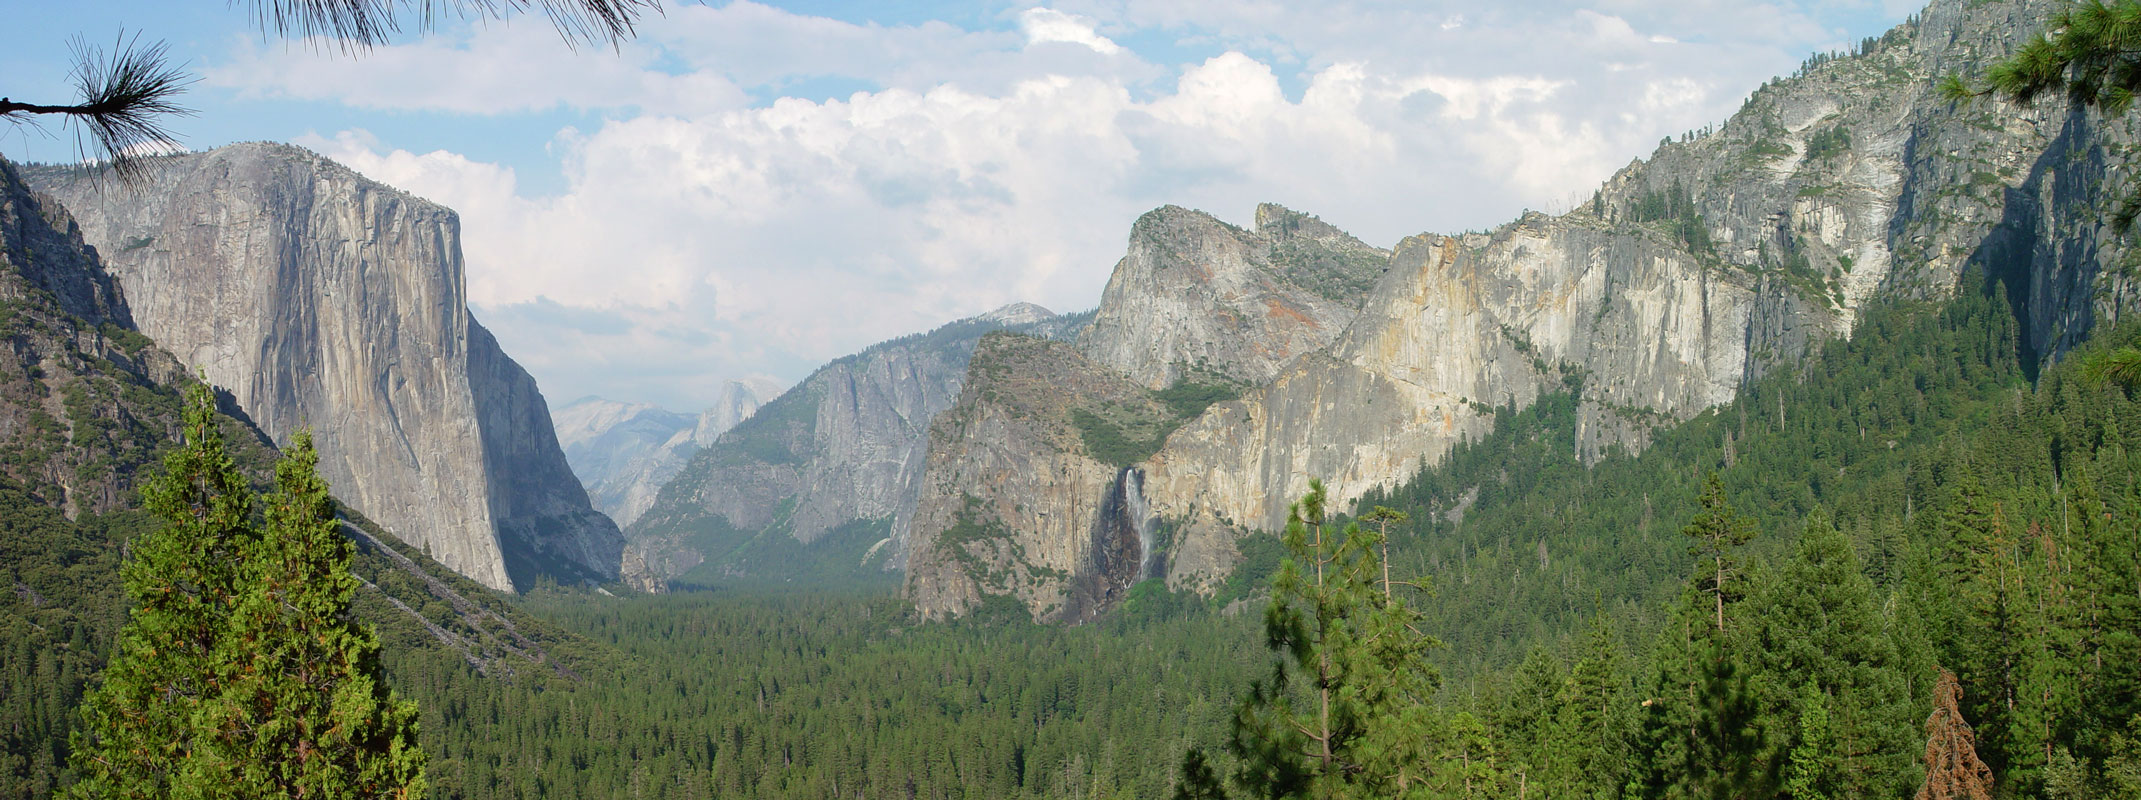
[250,0,1909,411]
[1020,8,1124,55]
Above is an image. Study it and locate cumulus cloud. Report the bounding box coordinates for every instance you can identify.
[251,0,1907,411]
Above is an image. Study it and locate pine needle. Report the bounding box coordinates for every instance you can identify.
[249,0,661,51]
[0,32,195,186]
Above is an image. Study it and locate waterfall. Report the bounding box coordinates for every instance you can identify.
[1125,467,1157,582]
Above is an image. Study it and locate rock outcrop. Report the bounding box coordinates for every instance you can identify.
[1079,204,1385,388]
[0,158,187,520]
[624,303,1088,589]
[554,378,778,528]
[904,206,1394,617]
[903,0,2141,618]
[28,143,622,592]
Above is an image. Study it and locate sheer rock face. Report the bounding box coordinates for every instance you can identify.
[1147,219,1773,542]
[623,305,1088,589]
[905,0,2141,618]
[28,143,621,592]
[554,378,777,528]
[1078,204,1386,389]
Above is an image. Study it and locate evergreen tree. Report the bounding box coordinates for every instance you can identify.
[1636,478,1770,800]
[1495,648,1567,791]
[1684,640,1772,800]
[2080,347,2141,389]
[1747,514,1918,799]
[67,384,258,797]
[1564,614,1634,799]
[1186,480,1443,799]
[66,390,425,798]
[1684,474,1757,634]
[203,431,426,798]
[1632,604,1704,800]
[1423,712,1515,799]
[1782,684,1837,800]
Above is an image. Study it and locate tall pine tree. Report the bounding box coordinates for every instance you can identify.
[67,388,425,798]
[202,431,426,797]
[1748,513,1919,799]
[68,384,257,797]
[1181,480,1445,799]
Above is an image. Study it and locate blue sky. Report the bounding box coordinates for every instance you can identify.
[4,0,1923,412]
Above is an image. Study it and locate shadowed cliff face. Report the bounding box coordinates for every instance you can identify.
[28,143,622,592]
[905,333,1175,622]
[903,0,2141,620]
[0,158,187,520]
[1062,466,1158,623]
[624,304,1089,591]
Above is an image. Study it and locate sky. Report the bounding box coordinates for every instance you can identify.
[3,0,1922,412]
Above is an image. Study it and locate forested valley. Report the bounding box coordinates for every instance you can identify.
[402,281,2139,799]
[13,267,2134,799]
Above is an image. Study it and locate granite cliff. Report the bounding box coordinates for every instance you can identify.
[904,333,1176,622]
[904,0,2141,618]
[28,143,623,592]
[624,303,1088,590]
[2,157,596,785]
[1078,203,1386,389]
[554,378,778,528]
[905,205,1392,619]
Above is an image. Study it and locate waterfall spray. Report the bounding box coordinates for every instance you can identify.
[1126,467,1157,581]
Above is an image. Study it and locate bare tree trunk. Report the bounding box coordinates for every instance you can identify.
[1715,558,1726,633]
[1379,520,1392,601]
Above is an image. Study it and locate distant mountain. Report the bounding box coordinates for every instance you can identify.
[27,143,622,592]
[555,377,782,528]
[624,303,1089,590]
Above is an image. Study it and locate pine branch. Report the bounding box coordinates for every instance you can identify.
[0,33,194,184]
[248,0,661,51]
[2081,346,2141,388]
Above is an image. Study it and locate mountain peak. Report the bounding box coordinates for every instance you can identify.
[973,302,1057,326]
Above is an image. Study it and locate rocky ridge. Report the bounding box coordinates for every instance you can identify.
[0,159,186,520]
[1078,203,1386,389]
[904,0,2141,618]
[27,143,622,592]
